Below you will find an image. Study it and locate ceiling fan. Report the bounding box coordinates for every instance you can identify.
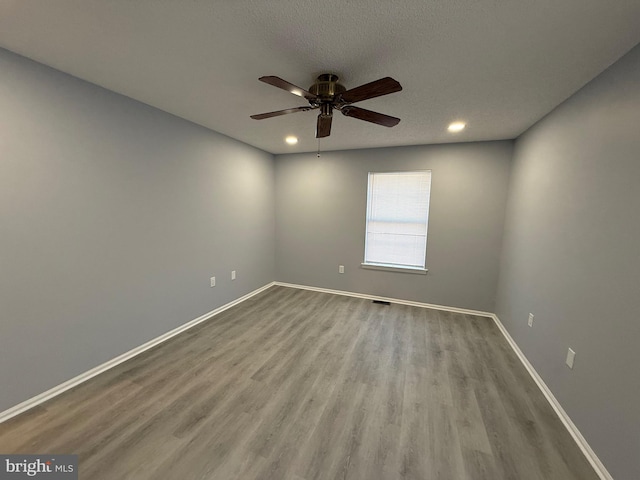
[250,74,402,138]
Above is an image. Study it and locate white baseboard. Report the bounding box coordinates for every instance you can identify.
[490,314,613,480]
[0,282,276,424]
[274,282,494,317]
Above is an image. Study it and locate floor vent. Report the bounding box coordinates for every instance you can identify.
[372,300,391,305]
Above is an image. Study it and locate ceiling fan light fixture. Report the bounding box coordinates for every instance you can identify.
[448,121,466,132]
[285,136,298,145]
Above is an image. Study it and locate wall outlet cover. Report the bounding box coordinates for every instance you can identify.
[566,348,576,369]
[528,313,534,327]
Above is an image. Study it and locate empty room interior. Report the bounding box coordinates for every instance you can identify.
[1,1,639,479]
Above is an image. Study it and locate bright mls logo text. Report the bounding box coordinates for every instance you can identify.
[1,455,77,479]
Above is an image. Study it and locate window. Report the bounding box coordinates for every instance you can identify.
[363,170,431,273]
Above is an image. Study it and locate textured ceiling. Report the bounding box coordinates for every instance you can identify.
[1,0,639,154]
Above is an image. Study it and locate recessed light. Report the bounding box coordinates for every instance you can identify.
[448,122,466,133]
[285,136,298,145]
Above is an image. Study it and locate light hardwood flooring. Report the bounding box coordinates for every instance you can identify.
[0,286,599,479]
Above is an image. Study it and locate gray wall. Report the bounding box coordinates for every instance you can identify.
[0,49,275,412]
[495,44,640,480]
[275,142,513,312]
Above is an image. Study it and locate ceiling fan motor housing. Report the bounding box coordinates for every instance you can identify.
[309,74,346,105]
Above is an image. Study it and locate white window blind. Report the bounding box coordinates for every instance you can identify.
[364,171,431,270]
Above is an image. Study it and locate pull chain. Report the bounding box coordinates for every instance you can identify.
[317,138,321,158]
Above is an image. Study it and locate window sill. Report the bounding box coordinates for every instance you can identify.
[361,263,428,275]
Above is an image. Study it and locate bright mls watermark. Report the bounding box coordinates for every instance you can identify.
[0,455,77,479]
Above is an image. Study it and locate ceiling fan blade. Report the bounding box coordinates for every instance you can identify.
[339,77,402,104]
[258,76,318,101]
[316,114,332,138]
[250,106,315,120]
[341,106,400,127]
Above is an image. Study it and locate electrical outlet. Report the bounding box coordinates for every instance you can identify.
[339,265,345,274]
[210,277,216,287]
[231,270,236,280]
[528,313,534,327]
[566,348,576,369]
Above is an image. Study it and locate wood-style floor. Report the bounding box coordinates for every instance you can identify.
[0,286,598,480]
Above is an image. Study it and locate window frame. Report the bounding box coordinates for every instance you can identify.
[361,170,432,275]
